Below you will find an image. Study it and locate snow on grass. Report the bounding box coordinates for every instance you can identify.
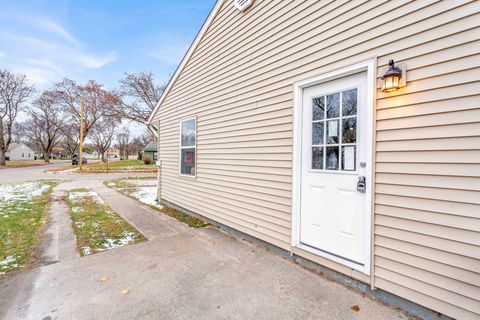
[104,179,208,228]
[66,188,146,256]
[105,179,162,209]
[0,255,19,274]
[81,246,92,256]
[130,186,163,208]
[0,182,51,215]
[102,231,137,249]
[0,181,55,275]
[122,179,157,186]
[68,190,105,205]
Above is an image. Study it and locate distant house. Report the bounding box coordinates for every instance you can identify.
[5,143,35,161]
[106,148,120,159]
[87,150,100,159]
[50,146,68,159]
[142,141,157,161]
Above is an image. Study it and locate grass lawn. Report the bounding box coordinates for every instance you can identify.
[0,160,49,169]
[66,188,146,256]
[47,160,157,174]
[105,178,209,229]
[83,160,157,173]
[0,181,57,277]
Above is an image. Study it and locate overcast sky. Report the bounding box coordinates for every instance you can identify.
[0,0,216,90]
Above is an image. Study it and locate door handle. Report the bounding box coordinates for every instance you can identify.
[357,176,366,193]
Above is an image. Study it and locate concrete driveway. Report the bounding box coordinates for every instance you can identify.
[0,167,412,320]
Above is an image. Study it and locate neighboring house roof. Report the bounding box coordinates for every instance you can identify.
[7,143,20,151]
[143,141,157,152]
[7,143,34,153]
[148,0,224,124]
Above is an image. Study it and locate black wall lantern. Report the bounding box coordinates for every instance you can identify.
[382,59,403,92]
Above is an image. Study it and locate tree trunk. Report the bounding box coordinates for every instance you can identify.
[101,151,106,163]
[0,119,5,166]
[44,152,51,163]
[0,148,5,166]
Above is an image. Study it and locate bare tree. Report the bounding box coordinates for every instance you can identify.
[54,78,119,142]
[115,72,165,134]
[25,91,64,162]
[11,121,28,144]
[116,128,132,160]
[90,120,117,162]
[139,132,152,147]
[0,69,35,165]
[130,136,146,160]
[60,122,80,158]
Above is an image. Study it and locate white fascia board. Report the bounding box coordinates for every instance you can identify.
[147,0,225,124]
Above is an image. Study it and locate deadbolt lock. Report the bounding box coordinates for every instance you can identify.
[357,176,366,193]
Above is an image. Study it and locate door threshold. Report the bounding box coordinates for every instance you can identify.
[296,243,368,275]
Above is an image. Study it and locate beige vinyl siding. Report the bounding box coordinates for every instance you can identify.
[153,0,480,318]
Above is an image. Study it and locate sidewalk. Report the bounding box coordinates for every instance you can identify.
[0,179,412,320]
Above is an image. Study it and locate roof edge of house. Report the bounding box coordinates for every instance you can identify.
[7,143,29,152]
[147,0,225,124]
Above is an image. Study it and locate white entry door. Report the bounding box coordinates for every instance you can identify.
[299,71,370,267]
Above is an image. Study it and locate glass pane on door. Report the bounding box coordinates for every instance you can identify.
[312,122,324,145]
[312,97,325,121]
[311,87,359,172]
[312,147,324,170]
[327,120,339,144]
[342,118,356,143]
[326,93,340,118]
[342,89,357,116]
[326,146,339,170]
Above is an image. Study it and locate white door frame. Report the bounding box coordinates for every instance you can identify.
[291,59,375,275]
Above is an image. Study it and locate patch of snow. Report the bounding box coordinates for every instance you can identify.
[123,179,157,187]
[68,190,105,205]
[71,207,82,213]
[102,231,137,249]
[106,182,116,187]
[81,246,92,256]
[0,255,19,272]
[0,182,50,216]
[129,186,163,208]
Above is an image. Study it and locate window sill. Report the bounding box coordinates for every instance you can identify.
[179,173,197,179]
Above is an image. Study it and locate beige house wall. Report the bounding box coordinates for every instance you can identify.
[151,1,480,319]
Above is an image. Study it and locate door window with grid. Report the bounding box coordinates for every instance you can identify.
[311,88,358,171]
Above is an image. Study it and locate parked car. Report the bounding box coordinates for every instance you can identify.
[72,154,87,165]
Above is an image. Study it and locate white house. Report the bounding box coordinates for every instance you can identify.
[5,143,35,161]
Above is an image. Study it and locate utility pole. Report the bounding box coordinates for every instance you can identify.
[79,96,84,171]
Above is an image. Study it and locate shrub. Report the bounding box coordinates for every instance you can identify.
[143,156,152,165]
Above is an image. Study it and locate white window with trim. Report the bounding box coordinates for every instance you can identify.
[180,117,196,176]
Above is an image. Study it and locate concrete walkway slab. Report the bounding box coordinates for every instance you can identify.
[40,187,79,264]
[0,177,413,320]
